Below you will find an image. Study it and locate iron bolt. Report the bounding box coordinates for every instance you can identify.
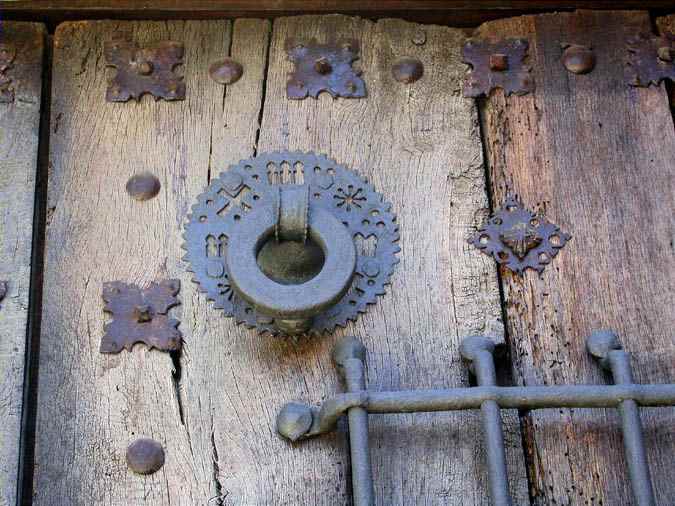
[136,61,153,75]
[126,438,165,475]
[561,44,595,74]
[314,57,333,75]
[209,58,244,85]
[392,57,424,84]
[125,172,161,201]
[134,304,153,323]
[489,54,509,72]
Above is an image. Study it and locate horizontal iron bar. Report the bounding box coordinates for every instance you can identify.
[367,384,675,412]
[283,383,675,440]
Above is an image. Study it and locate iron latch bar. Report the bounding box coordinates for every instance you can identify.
[278,331,674,506]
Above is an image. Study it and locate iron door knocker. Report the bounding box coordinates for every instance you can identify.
[184,151,399,336]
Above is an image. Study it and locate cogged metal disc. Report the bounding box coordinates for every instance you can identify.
[183,151,400,336]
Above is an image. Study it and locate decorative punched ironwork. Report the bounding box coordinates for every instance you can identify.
[462,38,535,97]
[183,152,399,337]
[0,42,16,103]
[278,332,675,506]
[100,279,182,353]
[0,281,7,308]
[468,196,571,274]
[286,39,366,99]
[104,39,185,102]
[627,32,675,87]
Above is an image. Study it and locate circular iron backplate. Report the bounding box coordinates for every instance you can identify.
[183,151,400,336]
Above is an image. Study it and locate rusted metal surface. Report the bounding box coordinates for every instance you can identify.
[104,39,185,102]
[125,438,165,475]
[468,196,571,274]
[0,281,7,308]
[561,43,595,74]
[125,172,161,201]
[392,57,424,83]
[100,279,181,353]
[209,57,243,84]
[462,38,534,97]
[183,151,399,336]
[285,38,366,99]
[0,42,16,103]
[627,32,675,86]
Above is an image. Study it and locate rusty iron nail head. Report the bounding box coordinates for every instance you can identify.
[561,44,595,74]
[126,438,165,475]
[412,30,426,46]
[209,58,244,85]
[392,57,424,84]
[314,57,333,75]
[126,173,161,201]
[489,54,509,71]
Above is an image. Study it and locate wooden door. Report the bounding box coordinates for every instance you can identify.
[0,8,672,506]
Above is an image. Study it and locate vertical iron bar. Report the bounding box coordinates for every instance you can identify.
[609,350,656,506]
[588,330,656,506]
[461,337,512,506]
[333,338,375,506]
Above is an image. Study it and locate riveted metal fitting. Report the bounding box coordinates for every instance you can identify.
[468,195,571,275]
[462,38,534,97]
[285,39,366,99]
[104,39,185,102]
[100,280,181,353]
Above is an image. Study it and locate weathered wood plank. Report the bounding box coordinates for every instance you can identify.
[0,20,44,506]
[180,14,527,505]
[33,20,267,505]
[477,10,675,505]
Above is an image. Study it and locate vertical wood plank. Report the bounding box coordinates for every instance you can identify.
[33,20,266,505]
[198,14,526,505]
[0,20,44,506]
[477,10,675,505]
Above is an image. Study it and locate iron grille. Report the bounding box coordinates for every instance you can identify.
[276,331,675,506]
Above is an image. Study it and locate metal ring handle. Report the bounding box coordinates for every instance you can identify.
[227,203,356,325]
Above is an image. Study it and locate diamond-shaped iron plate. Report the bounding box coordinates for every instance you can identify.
[469,196,571,275]
[101,280,181,353]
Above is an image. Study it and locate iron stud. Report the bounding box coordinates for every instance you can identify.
[209,58,244,85]
[126,438,165,475]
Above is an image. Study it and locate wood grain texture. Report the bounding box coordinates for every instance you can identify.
[216,14,525,505]
[477,10,675,505]
[0,20,44,506]
[33,19,267,505]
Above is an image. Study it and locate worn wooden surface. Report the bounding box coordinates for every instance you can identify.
[229,14,525,505]
[477,10,675,505]
[33,19,270,505]
[0,21,44,506]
